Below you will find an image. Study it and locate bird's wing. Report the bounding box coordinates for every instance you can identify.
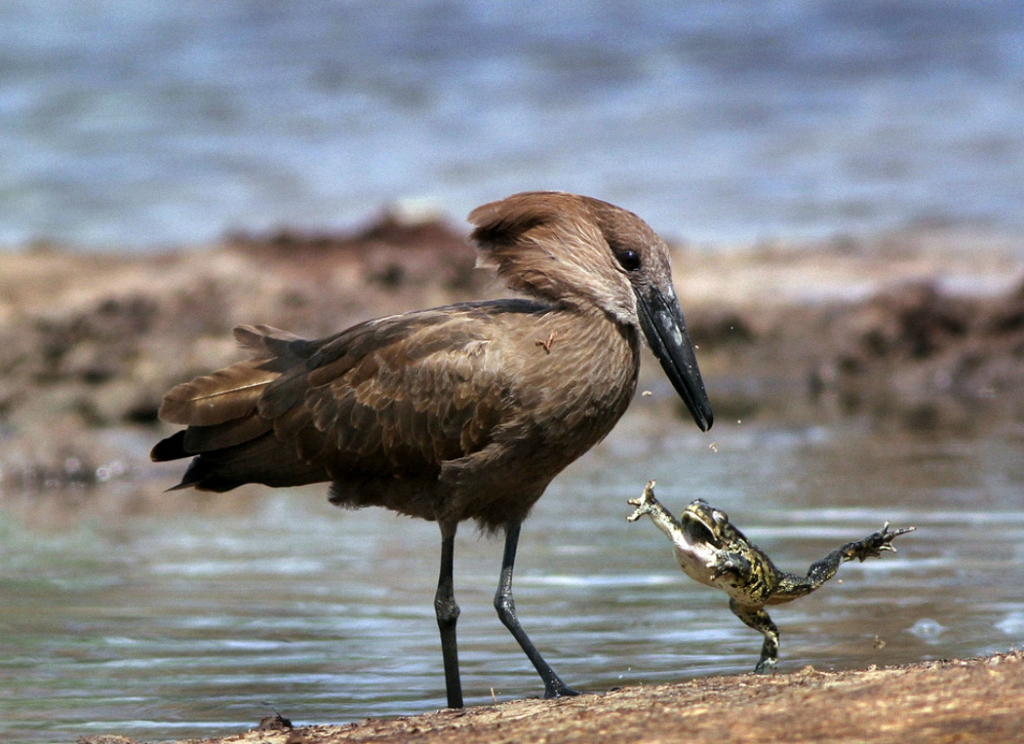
[156,301,544,486]
[260,304,527,481]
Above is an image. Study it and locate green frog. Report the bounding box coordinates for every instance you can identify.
[627,481,914,673]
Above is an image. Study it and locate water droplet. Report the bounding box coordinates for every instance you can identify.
[908,618,944,641]
[996,611,1024,635]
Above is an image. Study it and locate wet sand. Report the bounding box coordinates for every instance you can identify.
[77,652,1024,744]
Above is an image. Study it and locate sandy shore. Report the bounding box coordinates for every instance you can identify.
[76,651,1024,744]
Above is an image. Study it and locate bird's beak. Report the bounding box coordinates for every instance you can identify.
[636,285,714,431]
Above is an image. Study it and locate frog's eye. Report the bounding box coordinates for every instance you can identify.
[712,510,726,524]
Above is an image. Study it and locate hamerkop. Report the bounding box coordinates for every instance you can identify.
[151,191,713,708]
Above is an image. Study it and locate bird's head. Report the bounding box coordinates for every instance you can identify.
[469,191,713,431]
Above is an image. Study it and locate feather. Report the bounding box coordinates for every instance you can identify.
[182,415,273,453]
[234,324,303,355]
[158,359,278,426]
[151,430,188,462]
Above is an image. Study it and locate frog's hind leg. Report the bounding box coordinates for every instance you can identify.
[729,599,779,674]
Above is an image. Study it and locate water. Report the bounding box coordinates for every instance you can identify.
[2,408,1023,743]
[1,1,1023,248]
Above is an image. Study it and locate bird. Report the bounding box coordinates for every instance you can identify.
[151,191,713,709]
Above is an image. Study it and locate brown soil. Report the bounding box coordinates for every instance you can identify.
[77,651,1024,744]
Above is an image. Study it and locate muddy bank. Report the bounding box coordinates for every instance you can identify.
[76,651,1024,744]
[689,274,1024,430]
[1,216,1023,487]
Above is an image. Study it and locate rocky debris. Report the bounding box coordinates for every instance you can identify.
[805,279,1024,426]
[0,215,501,496]
[670,274,1024,429]
[225,209,485,293]
[687,308,758,351]
[3,227,1024,492]
[256,714,293,731]
[0,214,490,440]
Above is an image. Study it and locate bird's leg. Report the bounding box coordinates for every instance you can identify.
[434,520,463,709]
[729,598,779,674]
[494,519,580,699]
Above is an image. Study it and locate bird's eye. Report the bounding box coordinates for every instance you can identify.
[616,249,642,272]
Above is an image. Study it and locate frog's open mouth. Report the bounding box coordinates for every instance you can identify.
[683,515,721,549]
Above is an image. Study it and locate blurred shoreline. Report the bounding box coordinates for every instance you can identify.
[2,211,1024,499]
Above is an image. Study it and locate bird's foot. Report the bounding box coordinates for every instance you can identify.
[626,480,659,522]
[544,681,582,699]
[851,522,916,561]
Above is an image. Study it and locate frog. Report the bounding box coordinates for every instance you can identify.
[626,480,915,673]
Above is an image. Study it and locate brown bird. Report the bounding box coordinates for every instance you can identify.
[151,191,713,708]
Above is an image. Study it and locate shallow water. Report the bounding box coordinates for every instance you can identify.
[1,1,1022,247]
[1,408,1023,743]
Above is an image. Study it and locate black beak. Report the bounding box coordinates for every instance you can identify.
[636,286,714,431]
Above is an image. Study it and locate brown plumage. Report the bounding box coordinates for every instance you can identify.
[152,191,713,708]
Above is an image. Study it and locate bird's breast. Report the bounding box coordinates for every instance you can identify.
[489,309,640,463]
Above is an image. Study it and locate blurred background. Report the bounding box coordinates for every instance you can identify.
[2,3,1024,743]
[1,0,1022,249]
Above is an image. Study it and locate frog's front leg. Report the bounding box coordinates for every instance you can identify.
[626,480,665,522]
[710,550,753,584]
[626,481,684,543]
[730,599,779,674]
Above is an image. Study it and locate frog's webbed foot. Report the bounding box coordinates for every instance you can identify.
[850,522,916,561]
[626,480,661,522]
